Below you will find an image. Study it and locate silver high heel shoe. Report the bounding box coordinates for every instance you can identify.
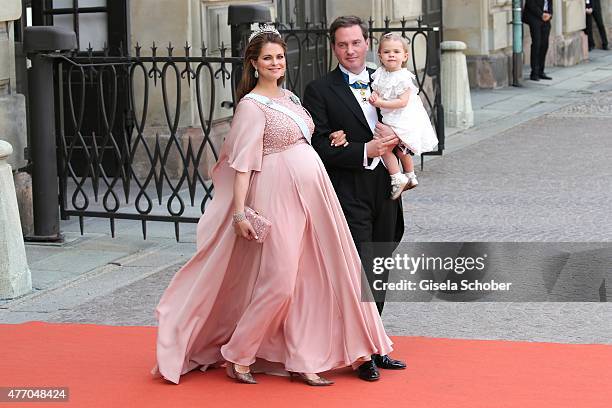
[288,372,334,386]
[225,363,257,384]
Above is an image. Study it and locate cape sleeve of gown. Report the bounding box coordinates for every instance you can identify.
[225,98,266,173]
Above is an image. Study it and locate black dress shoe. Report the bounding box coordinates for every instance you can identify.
[603,45,609,51]
[539,73,552,80]
[372,354,407,369]
[529,74,540,81]
[357,360,380,381]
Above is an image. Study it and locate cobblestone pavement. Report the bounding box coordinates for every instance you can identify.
[3,77,612,345]
[403,91,612,242]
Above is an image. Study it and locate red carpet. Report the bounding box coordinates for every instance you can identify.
[0,322,610,407]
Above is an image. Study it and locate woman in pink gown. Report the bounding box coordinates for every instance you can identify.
[151,28,393,386]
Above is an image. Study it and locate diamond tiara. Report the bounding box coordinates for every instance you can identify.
[248,24,281,43]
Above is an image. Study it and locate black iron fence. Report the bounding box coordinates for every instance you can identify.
[53,44,242,240]
[38,17,442,241]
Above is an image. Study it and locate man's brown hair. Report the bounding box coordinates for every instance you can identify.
[329,16,368,44]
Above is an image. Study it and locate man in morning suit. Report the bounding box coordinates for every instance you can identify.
[523,0,554,81]
[585,0,609,51]
[302,15,406,382]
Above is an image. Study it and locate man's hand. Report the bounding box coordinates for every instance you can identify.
[542,12,552,22]
[329,130,349,147]
[374,122,400,141]
[586,8,593,15]
[366,123,400,158]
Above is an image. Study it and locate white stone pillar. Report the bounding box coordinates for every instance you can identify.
[441,41,474,129]
[1,1,28,170]
[0,140,31,299]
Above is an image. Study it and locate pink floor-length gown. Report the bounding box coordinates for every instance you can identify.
[151,88,393,384]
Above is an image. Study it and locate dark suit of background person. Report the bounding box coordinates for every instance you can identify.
[585,0,609,50]
[303,66,405,316]
[523,0,554,80]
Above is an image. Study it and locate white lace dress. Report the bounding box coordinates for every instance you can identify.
[371,67,438,155]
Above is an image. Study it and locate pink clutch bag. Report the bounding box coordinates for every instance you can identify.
[245,206,272,243]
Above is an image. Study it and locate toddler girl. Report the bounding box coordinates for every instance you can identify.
[369,33,438,200]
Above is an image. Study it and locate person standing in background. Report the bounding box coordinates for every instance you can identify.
[523,0,554,81]
[585,0,609,51]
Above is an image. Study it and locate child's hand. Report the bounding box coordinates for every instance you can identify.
[369,92,382,107]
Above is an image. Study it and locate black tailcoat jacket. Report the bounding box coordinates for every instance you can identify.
[302,66,405,311]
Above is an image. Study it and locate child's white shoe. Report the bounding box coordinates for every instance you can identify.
[390,173,409,200]
[405,173,418,190]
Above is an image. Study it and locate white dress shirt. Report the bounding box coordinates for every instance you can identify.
[338,64,381,170]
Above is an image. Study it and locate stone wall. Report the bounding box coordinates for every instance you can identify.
[0,1,31,236]
[0,3,27,170]
[444,0,514,88]
[444,0,588,89]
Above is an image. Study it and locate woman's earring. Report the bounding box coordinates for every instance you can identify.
[254,68,259,78]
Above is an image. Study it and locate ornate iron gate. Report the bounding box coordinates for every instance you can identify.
[53,45,242,240]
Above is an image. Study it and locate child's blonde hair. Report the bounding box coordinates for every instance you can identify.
[377,32,410,68]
